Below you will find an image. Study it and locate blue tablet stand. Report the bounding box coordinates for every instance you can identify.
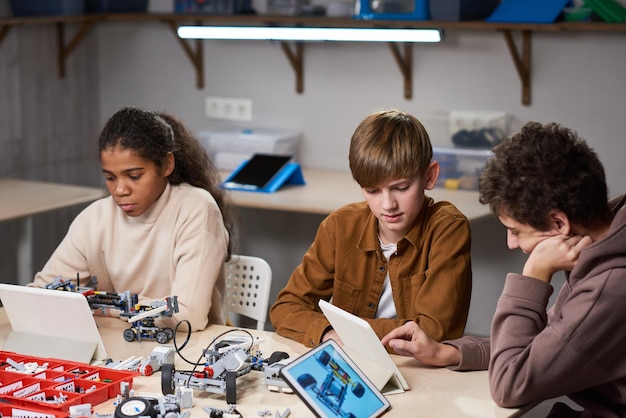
[486,0,570,23]
[222,162,306,193]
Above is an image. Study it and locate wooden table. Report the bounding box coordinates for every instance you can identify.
[0,310,528,417]
[222,167,492,220]
[0,178,104,285]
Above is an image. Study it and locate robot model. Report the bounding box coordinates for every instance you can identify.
[161,332,289,405]
[121,296,179,344]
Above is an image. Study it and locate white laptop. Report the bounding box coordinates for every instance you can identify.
[318,299,409,395]
[0,283,108,365]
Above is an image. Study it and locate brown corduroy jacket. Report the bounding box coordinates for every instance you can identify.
[270,196,473,349]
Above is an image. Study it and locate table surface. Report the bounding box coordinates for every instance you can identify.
[0,172,489,221]
[222,167,492,220]
[0,310,527,418]
[0,178,105,221]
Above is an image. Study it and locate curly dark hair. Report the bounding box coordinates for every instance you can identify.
[479,121,612,231]
[97,106,236,260]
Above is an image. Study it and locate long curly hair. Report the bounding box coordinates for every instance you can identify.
[97,106,236,260]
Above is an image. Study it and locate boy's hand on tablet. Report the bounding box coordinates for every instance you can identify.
[382,321,460,367]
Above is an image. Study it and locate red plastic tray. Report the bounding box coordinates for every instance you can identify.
[0,404,68,418]
[0,351,137,413]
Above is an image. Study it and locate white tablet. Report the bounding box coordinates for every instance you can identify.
[279,339,391,418]
[0,283,108,365]
[318,299,409,395]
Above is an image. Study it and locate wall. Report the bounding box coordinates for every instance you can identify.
[94,22,626,197]
[1,12,624,337]
[0,23,102,285]
[93,21,625,336]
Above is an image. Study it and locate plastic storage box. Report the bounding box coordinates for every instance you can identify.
[85,0,149,13]
[355,0,428,20]
[10,0,84,16]
[267,0,310,15]
[0,351,137,413]
[430,0,500,21]
[198,128,301,171]
[433,146,493,190]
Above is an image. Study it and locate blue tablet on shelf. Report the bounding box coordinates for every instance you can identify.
[221,154,305,193]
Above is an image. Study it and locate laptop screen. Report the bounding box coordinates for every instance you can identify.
[0,284,108,364]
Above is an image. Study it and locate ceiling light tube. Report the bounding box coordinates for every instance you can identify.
[177,26,442,43]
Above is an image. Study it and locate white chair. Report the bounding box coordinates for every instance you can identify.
[224,255,272,331]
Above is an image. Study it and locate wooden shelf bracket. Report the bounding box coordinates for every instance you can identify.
[501,29,532,106]
[388,42,412,99]
[56,20,96,78]
[3,14,624,103]
[0,25,11,46]
[280,41,304,94]
[165,20,204,89]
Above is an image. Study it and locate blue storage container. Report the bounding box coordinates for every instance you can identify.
[10,0,84,16]
[355,0,429,20]
[85,0,149,13]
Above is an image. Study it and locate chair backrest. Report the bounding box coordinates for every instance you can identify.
[224,255,272,331]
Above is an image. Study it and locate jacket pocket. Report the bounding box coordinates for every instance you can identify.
[331,279,361,312]
[401,272,427,308]
[406,271,427,288]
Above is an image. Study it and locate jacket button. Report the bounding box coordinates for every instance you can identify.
[378,265,385,272]
[368,303,374,309]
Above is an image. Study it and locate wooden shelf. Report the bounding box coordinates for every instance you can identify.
[1,13,625,105]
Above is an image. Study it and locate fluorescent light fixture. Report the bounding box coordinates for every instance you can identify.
[177,26,441,43]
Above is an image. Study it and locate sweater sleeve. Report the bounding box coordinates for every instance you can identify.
[488,272,624,408]
[444,335,490,371]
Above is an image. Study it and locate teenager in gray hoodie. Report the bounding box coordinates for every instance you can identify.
[382,121,626,417]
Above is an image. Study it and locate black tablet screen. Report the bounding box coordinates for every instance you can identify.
[226,154,292,188]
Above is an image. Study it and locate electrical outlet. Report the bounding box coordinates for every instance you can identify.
[205,96,253,121]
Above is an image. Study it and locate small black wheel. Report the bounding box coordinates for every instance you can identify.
[123,328,136,342]
[267,351,289,365]
[163,327,174,340]
[156,331,168,344]
[161,363,176,395]
[225,370,237,405]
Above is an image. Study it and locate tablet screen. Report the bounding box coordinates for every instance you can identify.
[279,339,391,418]
[223,154,292,189]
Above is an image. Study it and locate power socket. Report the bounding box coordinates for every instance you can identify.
[205,96,253,121]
